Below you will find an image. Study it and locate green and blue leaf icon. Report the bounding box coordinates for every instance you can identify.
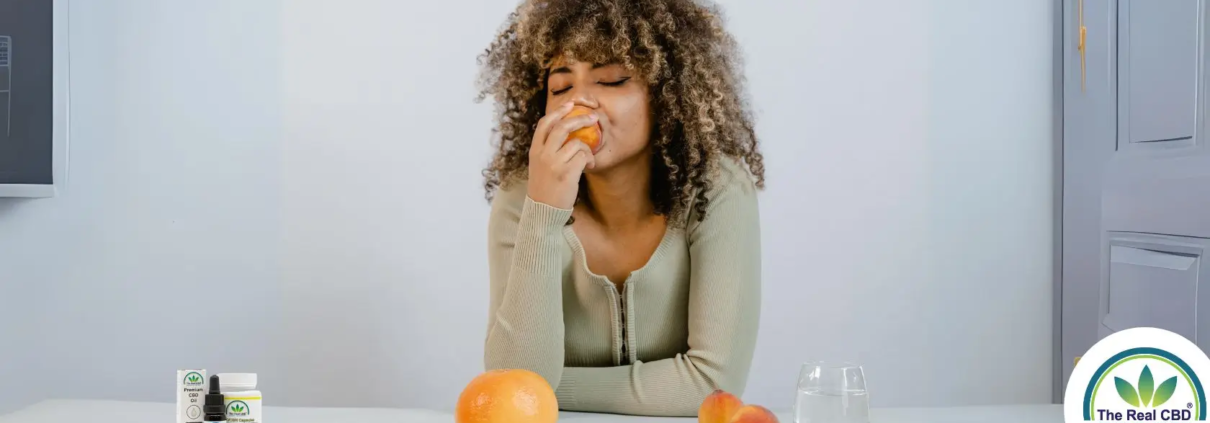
[1116,377,1140,407]
[1154,377,1178,407]
[188,375,200,383]
[1140,366,1155,407]
[1115,365,1179,408]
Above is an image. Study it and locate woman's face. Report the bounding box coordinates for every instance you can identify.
[545,56,652,172]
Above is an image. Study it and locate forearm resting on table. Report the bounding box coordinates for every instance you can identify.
[555,353,750,417]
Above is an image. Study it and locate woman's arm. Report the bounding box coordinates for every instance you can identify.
[484,160,762,417]
[484,181,572,387]
[555,162,763,417]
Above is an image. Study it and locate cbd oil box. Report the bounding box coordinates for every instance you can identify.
[177,369,208,423]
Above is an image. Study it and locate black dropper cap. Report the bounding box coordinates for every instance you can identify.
[203,375,226,422]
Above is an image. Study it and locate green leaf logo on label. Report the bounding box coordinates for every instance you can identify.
[226,400,250,417]
[1116,365,1182,408]
[183,372,204,386]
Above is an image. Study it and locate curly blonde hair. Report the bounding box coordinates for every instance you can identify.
[475,0,765,225]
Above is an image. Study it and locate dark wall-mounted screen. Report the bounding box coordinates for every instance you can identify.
[0,0,54,185]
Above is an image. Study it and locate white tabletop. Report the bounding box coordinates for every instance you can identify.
[0,399,1063,423]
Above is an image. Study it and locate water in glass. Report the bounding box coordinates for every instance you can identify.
[795,387,869,423]
[794,361,869,423]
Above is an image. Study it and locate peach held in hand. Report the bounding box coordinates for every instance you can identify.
[728,404,780,423]
[564,105,602,154]
[699,389,744,423]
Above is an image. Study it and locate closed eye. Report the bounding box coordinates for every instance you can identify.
[549,77,630,95]
[600,77,630,86]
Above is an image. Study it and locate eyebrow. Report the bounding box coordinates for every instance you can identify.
[548,62,614,75]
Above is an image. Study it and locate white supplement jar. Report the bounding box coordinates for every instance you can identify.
[217,373,262,423]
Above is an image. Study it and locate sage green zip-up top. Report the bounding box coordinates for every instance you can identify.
[483,157,763,417]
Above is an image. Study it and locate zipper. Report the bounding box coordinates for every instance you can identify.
[620,284,627,364]
[611,283,628,365]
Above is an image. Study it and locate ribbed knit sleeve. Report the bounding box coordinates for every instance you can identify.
[483,182,573,388]
[555,161,763,417]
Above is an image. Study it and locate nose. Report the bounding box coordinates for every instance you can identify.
[565,87,599,109]
[570,96,598,109]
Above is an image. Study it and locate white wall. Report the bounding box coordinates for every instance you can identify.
[0,0,284,405]
[742,0,1055,407]
[0,0,1054,414]
[0,201,45,414]
[274,0,510,406]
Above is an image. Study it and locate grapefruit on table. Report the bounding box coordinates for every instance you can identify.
[455,369,558,423]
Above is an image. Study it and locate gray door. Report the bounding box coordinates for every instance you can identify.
[1061,0,1210,397]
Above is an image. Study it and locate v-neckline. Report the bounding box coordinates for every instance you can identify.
[561,223,678,289]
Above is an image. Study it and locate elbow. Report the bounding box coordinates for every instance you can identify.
[688,353,754,400]
[709,367,751,400]
[669,367,751,419]
[483,331,565,390]
[484,356,565,392]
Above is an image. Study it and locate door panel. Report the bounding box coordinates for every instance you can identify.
[1117,0,1199,147]
[1061,0,1210,397]
[1099,234,1207,343]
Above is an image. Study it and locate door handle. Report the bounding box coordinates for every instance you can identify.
[1078,0,1087,91]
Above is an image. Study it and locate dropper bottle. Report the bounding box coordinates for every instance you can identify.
[203,375,227,423]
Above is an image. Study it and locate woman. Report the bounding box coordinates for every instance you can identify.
[475,0,765,416]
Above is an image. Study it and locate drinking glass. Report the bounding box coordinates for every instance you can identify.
[794,361,869,423]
